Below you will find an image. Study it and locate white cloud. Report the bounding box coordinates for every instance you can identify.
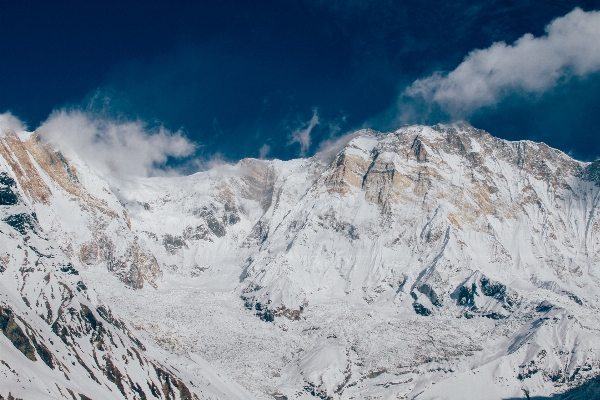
[0,112,26,135]
[403,7,600,118]
[289,109,320,157]
[314,130,362,164]
[36,110,196,180]
[258,144,271,159]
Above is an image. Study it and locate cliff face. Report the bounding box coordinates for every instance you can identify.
[3,123,600,399]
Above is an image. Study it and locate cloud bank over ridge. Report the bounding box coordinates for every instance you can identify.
[36,110,196,179]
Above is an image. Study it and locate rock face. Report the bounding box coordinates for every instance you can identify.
[3,123,600,399]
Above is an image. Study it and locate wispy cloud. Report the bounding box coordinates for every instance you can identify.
[400,7,600,120]
[36,109,196,180]
[314,130,363,164]
[289,109,320,157]
[0,112,26,135]
[258,144,271,159]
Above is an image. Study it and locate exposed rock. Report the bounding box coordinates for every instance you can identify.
[244,219,270,246]
[454,271,519,319]
[0,131,52,204]
[78,235,161,289]
[2,213,40,235]
[0,172,19,205]
[163,234,188,254]
[0,307,37,361]
[581,159,600,186]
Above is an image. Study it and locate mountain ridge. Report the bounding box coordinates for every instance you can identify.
[2,122,600,399]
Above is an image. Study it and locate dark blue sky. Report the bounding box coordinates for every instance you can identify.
[1,0,599,163]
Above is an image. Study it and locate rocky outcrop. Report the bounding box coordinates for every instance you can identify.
[453,271,520,319]
[0,131,52,204]
[581,159,600,186]
[79,235,161,289]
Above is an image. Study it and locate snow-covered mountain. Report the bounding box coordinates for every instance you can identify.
[2,122,600,399]
[0,130,255,400]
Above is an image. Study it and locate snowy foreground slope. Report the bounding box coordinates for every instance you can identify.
[2,123,600,399]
